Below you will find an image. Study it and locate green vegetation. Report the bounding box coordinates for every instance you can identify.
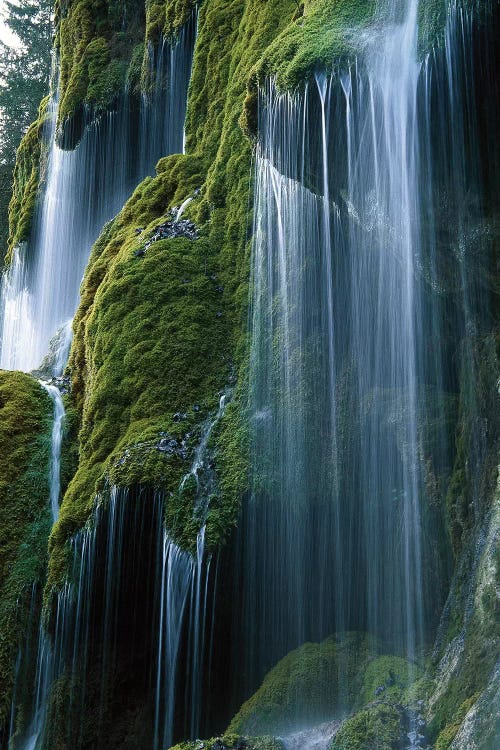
[55,0,146,140]
[330,702,404,750]
[0,371,52,736]
[251,0,376,92]
[360,656,423,707]
[5,96,50,263]
[228,633,381,736]
[48,0,302,588]
[145,0,197,42]
[169,737,284,750]
[0,0,52,256]
[426,337,499,745]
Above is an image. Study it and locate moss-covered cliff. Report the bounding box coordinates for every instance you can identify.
[48,0,307,588]
[0,0,498,748]
[0,372,52,743]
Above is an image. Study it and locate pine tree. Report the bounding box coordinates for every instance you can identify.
[0,0,53,257]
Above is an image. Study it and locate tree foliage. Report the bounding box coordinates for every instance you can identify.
[0,0,53,254]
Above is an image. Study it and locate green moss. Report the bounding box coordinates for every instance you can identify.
[330,702,404,750]
[228,633,380,736]
[55,0,146,136]
[360,656,423,706]
[252,0,376,91]
[6,96,51,264]
[428,463,499,743]
[0,371,52,735]
[434,694,479,750]
[146,0,197,41]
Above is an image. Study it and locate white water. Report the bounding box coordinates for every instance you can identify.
[280,720,341,750]
[180,391,230,511]
[154,526,211,750]
[40,383,65,523]
[175,194,194,221]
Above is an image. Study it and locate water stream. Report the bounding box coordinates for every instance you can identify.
[40,382,65,523]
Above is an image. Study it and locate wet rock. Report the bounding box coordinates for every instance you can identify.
[375,684,386,696]
[173,412,187,422]
[134,247,145,258]
[193,404,201,412]
[142,217,198,250]
[134,227,144,235]
[51,375,71,395]
[216,285,224,293]
[156,437,188,460]
[216,311,223,318]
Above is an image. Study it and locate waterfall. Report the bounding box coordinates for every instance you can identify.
[9,489,215,750]
[0,17,196,373]
[40,383,65,523]
[234,0,495,706]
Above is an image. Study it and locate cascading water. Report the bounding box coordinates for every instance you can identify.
[233,0,496,718]
[40,382,65,523]
[0,17,196,373]
[9,489,215,750]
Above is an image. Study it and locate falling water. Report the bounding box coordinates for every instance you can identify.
[0,17,196,373]
[40,383,65,523]
[9,488,214,750]
[234,0,496,712]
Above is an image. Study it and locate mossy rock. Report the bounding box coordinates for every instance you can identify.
[0,371,53,735]
[252,0,376,91]
[428,339,499,743]
[55,0,146,139]
[228,633,380,737]
[330,702,404,750]
[360,656,423,706]
[6,96,51,263]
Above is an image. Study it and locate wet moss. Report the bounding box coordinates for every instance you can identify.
[0,371,52,735]
[431,333,499,704]
[360,656,423,707]
[330,702,404,750]
[5,97,51,264]
[227,633,380,736]
[251,0,376,91]
[55,0,146,139]
[434,694,479,750]
[48,0,298,586]
[145,0,197,42]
